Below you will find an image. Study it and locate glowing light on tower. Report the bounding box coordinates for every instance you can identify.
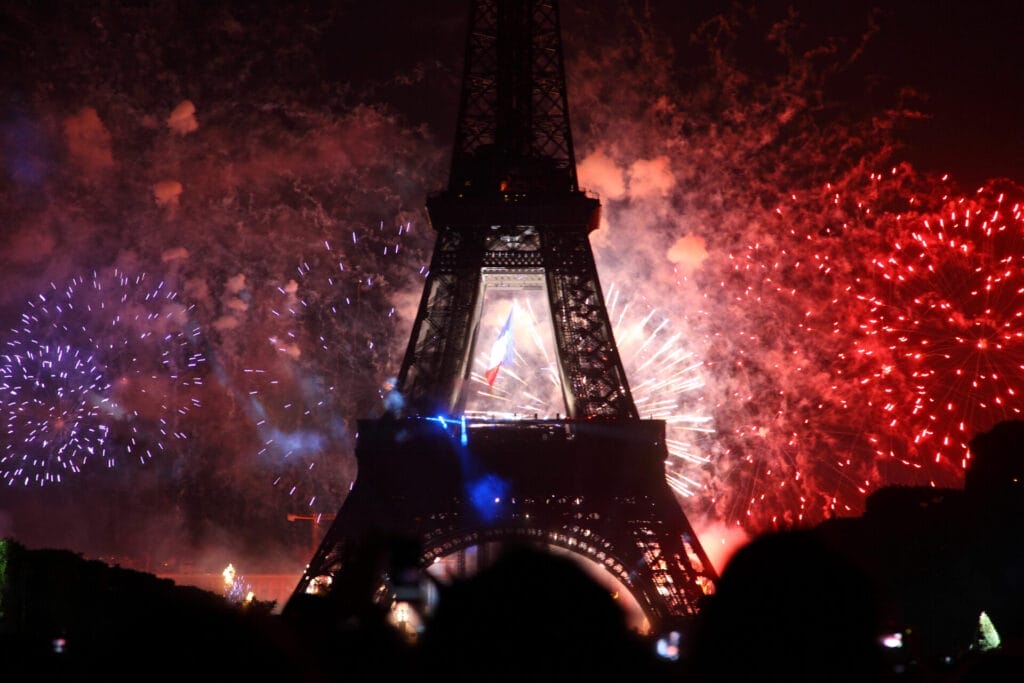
[463,280,714,495]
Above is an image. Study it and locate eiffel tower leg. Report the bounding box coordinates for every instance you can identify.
[544,231,638,419]
[399,228,485,416]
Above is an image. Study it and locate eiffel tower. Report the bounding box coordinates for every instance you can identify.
[283,0,716,632]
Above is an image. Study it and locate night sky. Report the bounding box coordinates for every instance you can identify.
[1,0,1022,576]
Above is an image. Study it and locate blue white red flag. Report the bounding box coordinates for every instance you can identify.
[484,307,514,387]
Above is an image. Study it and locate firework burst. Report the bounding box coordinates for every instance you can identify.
[1,341,112,485]
[852,181,1024,483]
[604,283,714,497]
[1,268,205,486]
[686,217,881,529]
[683,173,1024,530]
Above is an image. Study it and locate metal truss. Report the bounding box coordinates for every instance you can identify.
[399,194,637,419]
[450,0,578,195]
[284,418,717,630]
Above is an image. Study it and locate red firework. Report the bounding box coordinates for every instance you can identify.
[687,219,878,531]
[853,182,1024,483]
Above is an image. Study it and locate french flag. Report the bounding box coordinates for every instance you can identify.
[484,307,515,388]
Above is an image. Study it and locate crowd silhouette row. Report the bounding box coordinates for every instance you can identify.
[3,420,1023,682]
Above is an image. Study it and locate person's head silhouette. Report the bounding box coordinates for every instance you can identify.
[417,543,661,681]
[688,529,884,682]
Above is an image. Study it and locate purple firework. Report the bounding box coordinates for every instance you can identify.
[1,268,206,485]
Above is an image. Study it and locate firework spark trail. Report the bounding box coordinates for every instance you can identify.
[2,0,1020,567]
[564,5,967,533]
[669,170,1024,530]
[603,284,714,496]
[1,342,111,486]
[0,0,448,563]
[1,268,206,486]
[670,168,955,529]
[847,179,1024,484]
[685,221,877,528]
[226,220,428,507]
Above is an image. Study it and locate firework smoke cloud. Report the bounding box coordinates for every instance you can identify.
[563,2,1024,533]
[0,1,446,566]
[0,0,1021,570]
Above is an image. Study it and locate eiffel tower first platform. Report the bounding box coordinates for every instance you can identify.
[283,0,716,632]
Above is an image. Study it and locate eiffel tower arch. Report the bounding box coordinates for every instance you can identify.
[283,0,717,633]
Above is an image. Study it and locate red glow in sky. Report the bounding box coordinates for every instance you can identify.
[0,0,1021,568]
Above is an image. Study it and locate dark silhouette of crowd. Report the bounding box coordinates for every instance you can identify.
[3,420,1024,681]
[685,528,886,682]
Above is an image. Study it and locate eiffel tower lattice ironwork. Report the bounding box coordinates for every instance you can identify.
[283,0,717,631]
